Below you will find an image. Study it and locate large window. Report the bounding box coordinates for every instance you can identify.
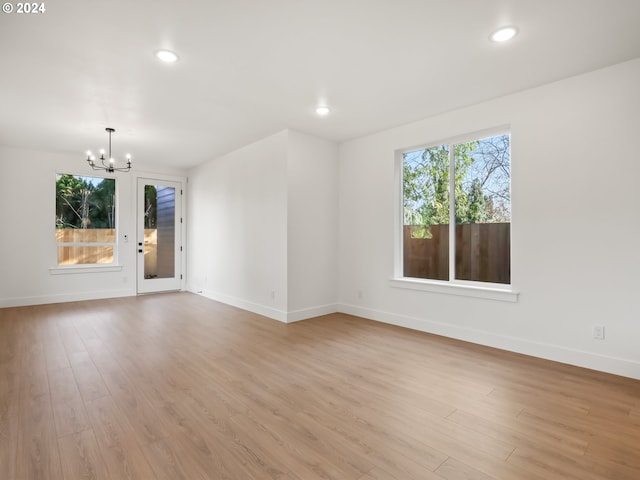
[402,132,511,285]
[55,174,117,265]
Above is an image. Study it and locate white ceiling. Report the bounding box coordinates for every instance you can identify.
[1,0,639,169]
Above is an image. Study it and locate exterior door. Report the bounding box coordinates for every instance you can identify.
[137,178,183,293]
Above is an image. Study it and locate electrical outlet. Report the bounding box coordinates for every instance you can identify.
[593,325,605,340]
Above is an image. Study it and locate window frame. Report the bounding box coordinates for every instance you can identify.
[392,126,518,302]
[51,172,122,272]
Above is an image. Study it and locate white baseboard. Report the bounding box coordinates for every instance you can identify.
[338,303,640,380]
[286,304,338,323]
[187,288,338,324]
[0,289,135,308]
[191,288,288,323]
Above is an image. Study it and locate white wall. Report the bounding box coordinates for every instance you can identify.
[338,59,640,379]
[186,129,339,323]
[287,130,338,320]
[186,131,290,320]
[0,146,185,307]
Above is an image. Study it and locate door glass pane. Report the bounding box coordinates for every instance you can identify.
[454,134,511,284]
[402,144,450,280]
[144,185,175,279]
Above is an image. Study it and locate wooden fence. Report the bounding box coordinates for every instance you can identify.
[55,229,157,266]
[56,228,115,265]
[404,223,510,284]
[56,228,115,243]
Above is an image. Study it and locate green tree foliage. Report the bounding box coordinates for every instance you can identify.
[403,142,477,226]
[403,134,510,236]
[144,185,158,229]
[465,178,488,223]
[56,175,115,229]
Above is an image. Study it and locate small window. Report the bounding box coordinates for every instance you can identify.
[402,133,511,285]
[55,174,117,265]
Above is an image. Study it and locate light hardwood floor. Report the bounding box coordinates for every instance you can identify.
[1,292,639,480]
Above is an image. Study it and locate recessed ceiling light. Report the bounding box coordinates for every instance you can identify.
[315,105,331,116]
[490,26,518,43]
[155,50,179,63]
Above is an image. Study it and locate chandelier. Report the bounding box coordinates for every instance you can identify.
[86,127,132,173]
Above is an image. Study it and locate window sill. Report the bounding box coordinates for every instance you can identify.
[49,265,123,275]
[389,278,519,303]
